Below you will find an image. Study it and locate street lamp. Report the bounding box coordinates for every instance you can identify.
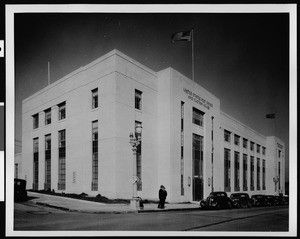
[273,176,279,194]
[129,123,142,210]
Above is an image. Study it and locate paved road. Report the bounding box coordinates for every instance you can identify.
[14,202,288,232]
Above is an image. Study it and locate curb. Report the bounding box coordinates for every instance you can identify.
[34,201,201,214]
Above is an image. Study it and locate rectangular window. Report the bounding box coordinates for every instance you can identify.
[136,121,142,191]
[243,154,248,191]
[234,151,240,191]
[45,134,51,191]
[278,162,281,190]
[180,102,184,195]
[262,147,266,155]
[224,148,231,192]
[58,102,66,120]
[58,130,66,190]
[250,141,254,151]
[33,113,39,129]
[44,108,51,125]
[33,138,39,190]
[234,134,240,146]
[92,120,98,191]
[278,150,281,158]
[257,145,260,154]
[193,134,204,200]
[250,156,254,190]
[192,107,204,127]
[243,138,248,149]
[15,164,18,179]
[135,89,142,110]
[224,130,231,143]
[262,160,266,190]
[92,88,98,109]
[257,158,260,190]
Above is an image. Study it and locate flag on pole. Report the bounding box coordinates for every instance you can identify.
[171,30,192,43]
[266,113,276,119]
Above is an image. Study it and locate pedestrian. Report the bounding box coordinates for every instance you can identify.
[158,185,167,209]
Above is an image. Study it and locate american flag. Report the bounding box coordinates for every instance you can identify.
[171,30,192,43]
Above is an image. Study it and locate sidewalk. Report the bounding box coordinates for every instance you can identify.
[27,191,200,214]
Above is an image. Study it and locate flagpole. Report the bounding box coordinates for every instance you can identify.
[274,111,277,138]
[48,61,50,86]
[191,28,194,82]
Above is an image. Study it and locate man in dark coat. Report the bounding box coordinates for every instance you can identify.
[158,185,167,209]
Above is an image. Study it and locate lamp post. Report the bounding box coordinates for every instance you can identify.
[273,176,279,194]
[129,123,142,210]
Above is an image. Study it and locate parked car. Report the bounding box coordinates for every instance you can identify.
[14,178,28,202]
[251,194,266,207]
[230,193,252,208]
[274,195,281,206]
[265,195,276,206]
[200,191,232,210]
[282,195,289,205]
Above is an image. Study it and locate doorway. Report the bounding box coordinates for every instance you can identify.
[192,134,203,201]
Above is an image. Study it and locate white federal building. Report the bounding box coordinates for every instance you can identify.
[20,49,285,202]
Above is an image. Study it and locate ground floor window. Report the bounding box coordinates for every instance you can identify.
[234,151,240,191]
[243,154,248,191]
[250,156,254,191]
[58,130,66,190]
[257,158,260,190]
[193,134,203,201]
[262,159,266,190]
[224,148,231,192]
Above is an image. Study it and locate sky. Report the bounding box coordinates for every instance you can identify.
[14,11,290,180]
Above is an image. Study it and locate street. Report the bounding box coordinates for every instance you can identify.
[13,202,288,232]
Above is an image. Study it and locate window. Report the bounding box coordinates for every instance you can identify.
[136,121,142,191]
[262,160,266,190]
[234,152,240,191]
[250,141,254,151]
[58,130,66,190]
[262,147,266,155]
[243,138,248,149]
[224,130,231,143]
[224,148,231,192]
[135,89,142,110]
[44,108,51,125]
[257,145,260,154]
[45,134,51,191]
[15,164,18,179]
[234,134,240,146]
[180,102,184,195]
[243,154,248,191]
[278,162,281,190]
[33,113,39,129]
[192,107,204,127]
[33,138,39,190]
[58,102,66,120]
[92,88,98,109]
[257,158,260,190]
[278,150,281,158]
[193,134,204,200]
[92,120,98,191]
[250,156,254,190]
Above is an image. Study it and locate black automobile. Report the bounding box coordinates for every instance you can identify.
[282,195,289,205]
[265,195,276,206]
[251,194,266,207]
[200,191,232,210]
[14,178,28,202]
[230,193,252,208]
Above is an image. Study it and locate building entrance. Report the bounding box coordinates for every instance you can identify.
[192,134,203,201]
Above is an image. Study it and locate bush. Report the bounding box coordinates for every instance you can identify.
[79,192,88,197]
